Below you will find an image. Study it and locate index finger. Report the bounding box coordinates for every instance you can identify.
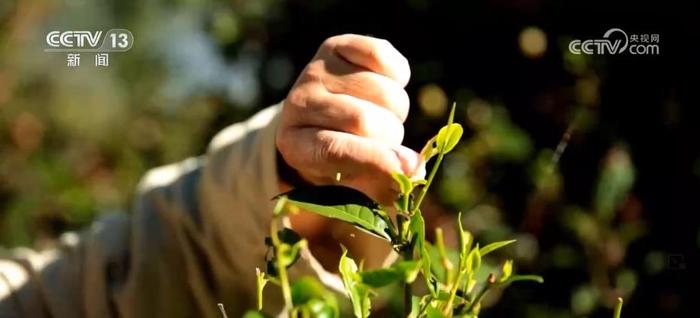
[326,34,411,87]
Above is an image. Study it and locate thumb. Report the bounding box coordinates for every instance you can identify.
[392,145,425,179]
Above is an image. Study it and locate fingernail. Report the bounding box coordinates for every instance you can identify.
[393,145,420,176]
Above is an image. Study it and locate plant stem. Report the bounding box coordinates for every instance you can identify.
[270,221,294,315]
[412,152,445,214]
[464,275,495,315]
[403,248,413,317]
[614,297,623,318]
[442,269,464,315]
[435,228,454,285]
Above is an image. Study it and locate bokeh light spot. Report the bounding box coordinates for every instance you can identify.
[418,84,448,118]
[519,26,547,59]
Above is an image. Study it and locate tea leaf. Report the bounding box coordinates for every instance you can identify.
[242,310,271,318]
[392,172,413,195]
[500,260,513,283]
[278,239,307,268]
[360,260,421,288]
[420,136,438,162]
[502,274,544,284]
[304,298,339,318]
[410,212,434,295]
[457,213,473,268]
[435,123,464,154]
[291,276,339,318]
[282,186,393,241]
[465,244,481,273]
[435,103,463,154]
[479,239,516,256]
[339,248,372,318]
[426,305,447,318]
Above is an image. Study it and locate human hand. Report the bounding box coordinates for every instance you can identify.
[277,34,423,205]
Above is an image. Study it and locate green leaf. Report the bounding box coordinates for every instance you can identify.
[502,274,544,284]
[435,103,463,154]
[360,260,421,287]
[291,276,333,306]
[278,239,307,268]
[305,298,339,318]
[291,276,339,318]
[339,248,372,318]
[359,268,402,288]
[457,212,473,269]
[420,136,438,162]
[282,186,393,241]
[392,172,413,195]
[242,310,271,318]
[410,212,434,295]
[479,239,516,256]
[465,243,481,273]
[407,296,421,318]
[500,260,513,283]
[435,123,464,154]
[426,305,447,318]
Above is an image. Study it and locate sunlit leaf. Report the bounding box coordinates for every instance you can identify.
[420,136,438,162]
[500,260,513,283]
[392,172,413,195]
[436,123,464,154]
[502,274,544,284]
[479,239,516,257]
[465,243,481,273]
[426,305,447,318]
[410,212,434,295]
[339,248,372,318]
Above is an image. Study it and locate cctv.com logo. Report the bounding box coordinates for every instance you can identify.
[569,28,660,55]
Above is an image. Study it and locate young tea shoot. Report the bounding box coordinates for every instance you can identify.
[247,103,543,318]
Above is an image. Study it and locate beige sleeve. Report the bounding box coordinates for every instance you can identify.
[0,103,340,318]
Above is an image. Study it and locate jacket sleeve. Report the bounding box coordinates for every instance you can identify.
[0,103,339,318]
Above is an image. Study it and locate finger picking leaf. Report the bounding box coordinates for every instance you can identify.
[391,172,413,195]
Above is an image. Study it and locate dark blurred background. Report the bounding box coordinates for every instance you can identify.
[0,0,698,317]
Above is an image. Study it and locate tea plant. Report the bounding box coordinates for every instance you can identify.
[249,104,546,317]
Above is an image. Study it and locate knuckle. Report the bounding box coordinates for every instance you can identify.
[344,105,368,136]
[321,36,337,50]
[303,61,326,83]
[395,89,410,121]
[380,87,410,121]
[314,132,340,163]
[286,87,308,109]
[276,129,295,161]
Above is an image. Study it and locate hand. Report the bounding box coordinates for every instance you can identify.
[277,34,423,205]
